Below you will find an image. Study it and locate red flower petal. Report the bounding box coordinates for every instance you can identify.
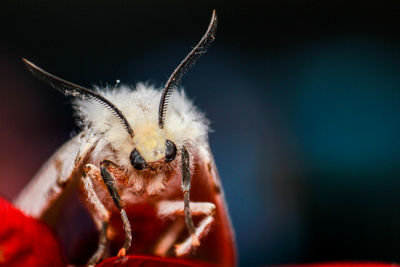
[0,197,65,267]
[96,255,218,267]
[3,198,400,267]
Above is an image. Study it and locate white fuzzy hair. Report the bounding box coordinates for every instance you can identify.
[73,83,210,169]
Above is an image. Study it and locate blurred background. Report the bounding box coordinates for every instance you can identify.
[2,1,400,266]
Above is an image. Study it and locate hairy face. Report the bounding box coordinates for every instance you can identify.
[133,123,166,163]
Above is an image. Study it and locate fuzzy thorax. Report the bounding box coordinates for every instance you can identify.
[73,83,210,168]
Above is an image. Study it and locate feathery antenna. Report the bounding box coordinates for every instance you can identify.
[22,58,134,137]
[158,10,217,129]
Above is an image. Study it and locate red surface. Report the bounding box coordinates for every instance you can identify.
[2,197,400,267]
[97,255,217,267]
[0,197,65,267]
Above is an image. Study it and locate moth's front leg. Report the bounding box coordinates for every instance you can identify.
[82,164,110,266]
[100,160,132,257]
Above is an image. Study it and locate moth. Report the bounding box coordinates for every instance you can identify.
[14,10,236,266]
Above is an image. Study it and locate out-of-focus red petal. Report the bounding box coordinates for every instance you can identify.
[0,197,65,267]
[275,262,400,267]
[96,255,218,267]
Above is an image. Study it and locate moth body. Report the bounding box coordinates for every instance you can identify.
[14,10,236,267]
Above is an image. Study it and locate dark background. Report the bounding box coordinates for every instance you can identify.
[2,1,400,266]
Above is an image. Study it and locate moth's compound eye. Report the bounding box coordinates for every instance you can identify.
[165,139,177,162]
[130,149,147,170]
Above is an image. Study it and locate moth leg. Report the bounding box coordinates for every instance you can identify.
[175,215,214,256]
[100,160,132,257]
[82,164,110,266]
[180,146,199,247]
[156,200,216,256]
[153,218,186,256]
[88,222,108,266]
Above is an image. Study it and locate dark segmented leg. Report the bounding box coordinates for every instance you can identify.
[87,221,108,266]
[180,146,200,246]
[100,160,132,257]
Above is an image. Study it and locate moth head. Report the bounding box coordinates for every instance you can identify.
[22,9,217,172]
[129,123,177,170]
